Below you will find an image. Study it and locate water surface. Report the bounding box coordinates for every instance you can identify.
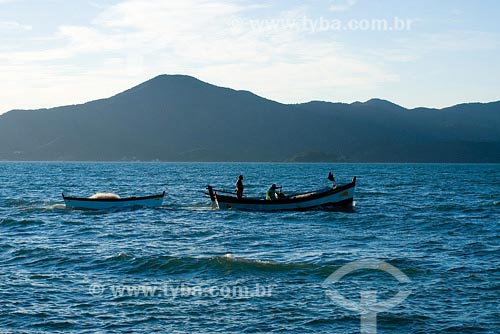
[0,163,498,333]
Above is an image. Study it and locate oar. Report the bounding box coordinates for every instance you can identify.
[212,189,236,195]
[205,187,248,197]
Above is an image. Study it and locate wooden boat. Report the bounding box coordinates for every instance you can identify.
[62,191,165,210]
[207,176,356,211]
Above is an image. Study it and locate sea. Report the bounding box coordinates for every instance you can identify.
[0,162,498,333]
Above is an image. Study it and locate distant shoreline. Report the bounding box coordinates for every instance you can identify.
[0,160,499,164]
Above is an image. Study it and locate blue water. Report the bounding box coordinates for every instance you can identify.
[0,162,498,333]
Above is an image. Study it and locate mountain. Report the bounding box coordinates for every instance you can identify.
[0,74,499,162]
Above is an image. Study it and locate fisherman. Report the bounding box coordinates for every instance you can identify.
[266,184,279,200]
[328,171,336,187]
[235,175,244,199]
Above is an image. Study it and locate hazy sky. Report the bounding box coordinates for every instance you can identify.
[1,0,499,113]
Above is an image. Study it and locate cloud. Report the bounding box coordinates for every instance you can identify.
[417,30,500,52]
[329,0,357,12]
[0,20,32,31]
[85,0,394,82]
[390,30,500,58]
[0,0,399,112]
[195,56,398,104]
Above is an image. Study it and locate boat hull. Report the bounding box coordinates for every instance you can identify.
[207,177,356,211]
[62,192,165,210]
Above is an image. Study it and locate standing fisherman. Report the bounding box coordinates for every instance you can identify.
[235,175,244,199]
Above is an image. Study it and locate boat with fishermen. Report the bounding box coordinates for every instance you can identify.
[62,191,165,210]
[206,173,356,211]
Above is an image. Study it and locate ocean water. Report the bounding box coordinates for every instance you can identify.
[0,162,498,333]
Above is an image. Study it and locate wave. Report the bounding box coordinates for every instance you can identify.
[95,253,430,281]
[97,253,338,277]
[357,191,387,196]
[1,246,65,267]
[0,218,47,226]
[42,203,67,211]
[177,205,213,211]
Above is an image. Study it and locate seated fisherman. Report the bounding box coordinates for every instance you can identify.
[266,184,279,200]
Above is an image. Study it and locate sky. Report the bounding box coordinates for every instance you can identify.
[1,0,499,114]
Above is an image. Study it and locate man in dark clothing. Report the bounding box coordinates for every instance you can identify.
[235,175,244,199]
[266,184,278,200]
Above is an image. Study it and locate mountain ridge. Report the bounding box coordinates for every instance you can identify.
[0,74,499,162]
